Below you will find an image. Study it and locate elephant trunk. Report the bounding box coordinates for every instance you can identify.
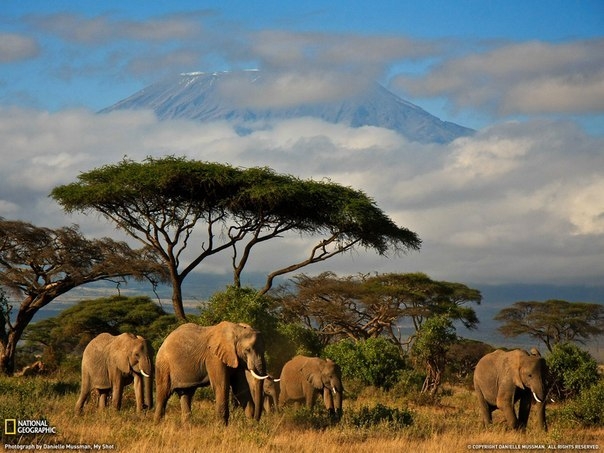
[332,386,343,420]
[144,371,154,409]
[139,349,154,409]
[248,354,267,421]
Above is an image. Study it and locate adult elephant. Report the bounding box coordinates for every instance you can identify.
[474,349,548,431]
[279,355,343,420]
[75,332,153,414]
[154,321,269,425]
[232,371,280,416]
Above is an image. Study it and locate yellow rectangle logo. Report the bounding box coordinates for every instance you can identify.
[4,419,16,435]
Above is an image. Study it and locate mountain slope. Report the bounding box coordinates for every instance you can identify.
[101,71,474,144]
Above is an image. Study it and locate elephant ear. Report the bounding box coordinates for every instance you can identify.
[116,334,134,373]
[510,351,526,389]
[301,360,324,389]
[208,324,239,368]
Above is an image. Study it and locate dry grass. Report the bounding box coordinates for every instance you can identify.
[1,375,602,452]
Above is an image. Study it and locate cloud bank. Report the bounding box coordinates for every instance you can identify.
[1,107,602,287]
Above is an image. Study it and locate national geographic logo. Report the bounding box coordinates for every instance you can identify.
[4,418,57,435]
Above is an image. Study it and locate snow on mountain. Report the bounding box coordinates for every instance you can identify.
[100,71,474,144]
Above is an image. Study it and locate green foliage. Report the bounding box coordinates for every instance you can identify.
[495,300,604,352]
[199,286,277,331]
[23,295,174,365]
[279,272,481,347]
[285,406,337,430]
[411,315,457,363]
[546,342,600,400]
[559,380,604,427]
[324,337,405,389]
[389,369,426,397]
[348,403,413,429]
[446,339,494,385]
[411,315,457,395]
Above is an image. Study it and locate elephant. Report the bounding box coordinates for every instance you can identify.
[473,348,548,431]
[279,355,343,420]
[75,332,153,414]
[154,321,269,425]
[232,370,280,416]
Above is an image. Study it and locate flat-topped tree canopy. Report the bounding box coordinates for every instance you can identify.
[51,156,421,319]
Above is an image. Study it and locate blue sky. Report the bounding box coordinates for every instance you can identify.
[1,1,604,308]
[2,1,603,129]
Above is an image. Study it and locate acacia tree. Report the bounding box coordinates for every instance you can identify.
[278,271,481,349]
[0,219,165,375]
[411,315,457,395]
[51,157,420,320]
[495,299,604,352]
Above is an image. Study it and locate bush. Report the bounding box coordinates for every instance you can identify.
[559,380,604,427]
[390,369,426,397]
[324,337,405,390]
[286,406,336,430]
[348,403,413,429]
[547,343,600,400]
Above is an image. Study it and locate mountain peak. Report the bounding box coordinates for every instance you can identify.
[101,71,473,144]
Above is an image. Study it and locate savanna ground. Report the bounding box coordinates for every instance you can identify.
[1,370,602,453]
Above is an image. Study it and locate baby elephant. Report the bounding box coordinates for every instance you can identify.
[279,355,343,420]
[474,349,548,431]
[75,332,154,414]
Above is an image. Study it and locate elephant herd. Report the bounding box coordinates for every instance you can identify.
[75,321,549,431]
[75,321,343,425]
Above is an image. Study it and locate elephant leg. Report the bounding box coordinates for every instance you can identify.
[75,372,91,414]
[98,390,109,409]
[112,379,124,410]
[517,393,531,430]
[133,374,143,414]
[498,396,519,430]
[214,383,230,425]
[177,389,195,423]
[534,400,548,432]
[305,388,317,411]
[476,390,493,427]
[154,371,170,423]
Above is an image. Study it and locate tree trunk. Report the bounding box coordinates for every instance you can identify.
[170,274,187,321]
[0,329,22,375]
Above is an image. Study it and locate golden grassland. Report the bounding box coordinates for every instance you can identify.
[1,372,602,453]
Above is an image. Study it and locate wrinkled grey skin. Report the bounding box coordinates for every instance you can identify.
[232,371,280,416]
[75,332,154,414]
[154,321,268,425]
[474,349,548,431]
[279,355,343,420]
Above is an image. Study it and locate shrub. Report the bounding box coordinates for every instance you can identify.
[547,343,599,400]
[286,406,336,430]
[390,369,426,398]
[348,403,413,429]
[324,337,405,390]
[559,380,604,427]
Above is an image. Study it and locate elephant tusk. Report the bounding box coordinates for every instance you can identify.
[532,392,543,403]
[140,370,150,378]
[273,378,281,382]
[249,369,269,380]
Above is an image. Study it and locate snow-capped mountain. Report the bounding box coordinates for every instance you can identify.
[101,71,474,144]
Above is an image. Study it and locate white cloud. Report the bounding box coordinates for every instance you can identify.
[393,39,604,116]
[27,12,206,44]
[0,107,602,287]
[0,33,39,62]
